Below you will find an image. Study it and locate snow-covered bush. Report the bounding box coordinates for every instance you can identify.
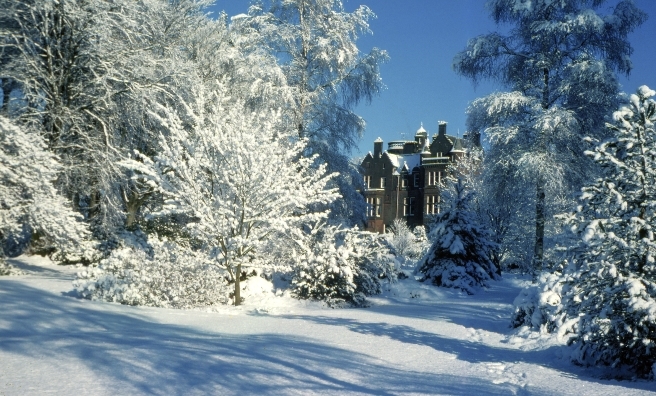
[0,258,22,276]
[386,219,430,268]
[0,116,92,263]
[510,260,578,335]
[512,86,656,377]
[291,224,397,307]
[74,237,229,308]
[418,179,499,294]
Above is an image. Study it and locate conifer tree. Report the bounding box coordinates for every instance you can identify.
[512,86,656,377]
[418,179,499,294]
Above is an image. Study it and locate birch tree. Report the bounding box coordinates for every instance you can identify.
[454,0,647,270]
[248,0,388,225]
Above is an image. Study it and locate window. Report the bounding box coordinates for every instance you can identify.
[401,177,407,188]
[380,177,386,188]
[427,171,436,186]
[364,175,371,188]
[426,195,437,214]
[404,197,415,216]
[427,171,442,186]
[413,173,419,187]
[366,197,381,217]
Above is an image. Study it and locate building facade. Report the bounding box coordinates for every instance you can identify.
[360,122,465,233]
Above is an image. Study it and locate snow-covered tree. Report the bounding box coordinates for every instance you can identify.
[291,222,397,306]
[248,0,388,225]
[143,88,338,306]
[512,86,656,377]
[0,116,90,263]
[454,0,647,270]
[418,179,499,294]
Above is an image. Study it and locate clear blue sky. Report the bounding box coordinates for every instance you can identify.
[210,0,656,157]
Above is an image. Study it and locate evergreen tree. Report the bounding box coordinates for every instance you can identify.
[418,179,499,294]
[512,86,656,377]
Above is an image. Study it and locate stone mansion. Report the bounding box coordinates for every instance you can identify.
[360,122,466,233]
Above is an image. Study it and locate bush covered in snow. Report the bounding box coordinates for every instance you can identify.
[74,236,229,308]
[0,116,92,263]
[512,86,656,377]
[291,224,397,307]
[418,179,499,294]
[386,219,430,269]
[0,258,23,276]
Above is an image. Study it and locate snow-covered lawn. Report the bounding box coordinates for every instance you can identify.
[1,256,655,396]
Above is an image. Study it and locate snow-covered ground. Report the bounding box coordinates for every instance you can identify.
[1,256,655,396]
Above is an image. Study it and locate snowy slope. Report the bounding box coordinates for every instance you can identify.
[1,256,655,395]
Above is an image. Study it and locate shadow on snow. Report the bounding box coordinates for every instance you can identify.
[1,280,509,395]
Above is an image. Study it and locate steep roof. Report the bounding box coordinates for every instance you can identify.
[450,138,465,153]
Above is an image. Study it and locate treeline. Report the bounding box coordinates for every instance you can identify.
[0,0,392,306]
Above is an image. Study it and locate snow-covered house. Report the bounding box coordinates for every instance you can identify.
[360,122,465,233]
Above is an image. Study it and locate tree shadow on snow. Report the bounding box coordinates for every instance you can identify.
[279,314,656,394]
[369,280,521,334]
[0,280,511,395]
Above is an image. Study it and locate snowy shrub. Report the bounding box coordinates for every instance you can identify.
[74,237,229,308]
[0,116,92,263]
[291,224,397,307]
[418,179,499,294]
[510,260,578,336]
[0,258,23,276]
[512,86,656,377]
[386,219,430,269]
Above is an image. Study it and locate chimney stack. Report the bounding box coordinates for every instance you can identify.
[374,137,383,158]
[438,121,447,136]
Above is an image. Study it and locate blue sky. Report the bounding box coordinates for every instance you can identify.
[210,0,656,157]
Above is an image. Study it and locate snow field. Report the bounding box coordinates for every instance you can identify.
[1,256,656,395]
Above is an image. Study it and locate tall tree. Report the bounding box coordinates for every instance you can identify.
[454,0,646,270]
[248,0,388,225]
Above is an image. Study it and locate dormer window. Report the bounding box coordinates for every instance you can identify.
[413,173,419,187]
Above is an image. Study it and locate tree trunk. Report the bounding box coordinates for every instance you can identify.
[534,180,545,270]
[533,68,549,271]
[234,263,241,306]
[1,78,15,114]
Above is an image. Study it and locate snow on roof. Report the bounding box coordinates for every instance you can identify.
[375,137,383,143]
[384,152,400,168]
[384,152,421,172]
[401,153,421,172]
[416,123,427,135]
